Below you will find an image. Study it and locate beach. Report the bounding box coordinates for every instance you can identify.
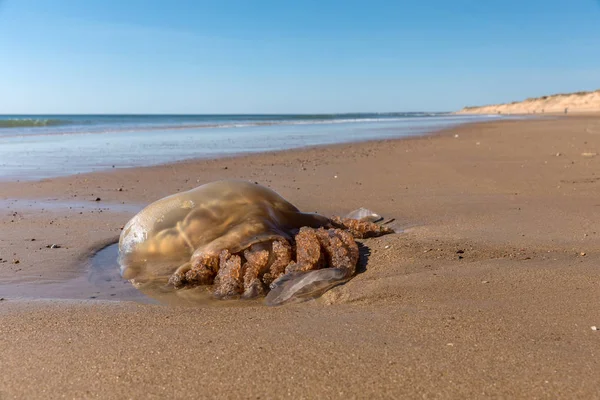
[1,116,600,398]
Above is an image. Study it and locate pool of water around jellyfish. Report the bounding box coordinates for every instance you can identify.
[0,244,152,302]
[0,243,263,307]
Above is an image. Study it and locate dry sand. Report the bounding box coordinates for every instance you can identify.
[1,116,600,398]
[457,89,600,115]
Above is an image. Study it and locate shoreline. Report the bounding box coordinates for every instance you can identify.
[1,116,600,398]
[2,117,521,185]
[0,125,453,183]
[0,114,502,182]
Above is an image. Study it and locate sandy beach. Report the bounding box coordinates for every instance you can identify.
[1,116,600,398]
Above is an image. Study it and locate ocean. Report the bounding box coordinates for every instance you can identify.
[0,113,500,180]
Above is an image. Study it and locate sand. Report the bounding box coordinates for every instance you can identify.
[457,89,600,115]
[1,116,600,398]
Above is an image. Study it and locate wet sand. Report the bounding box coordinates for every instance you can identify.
[1,116,600,398]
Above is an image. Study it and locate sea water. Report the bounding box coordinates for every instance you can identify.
[0,113,501,180]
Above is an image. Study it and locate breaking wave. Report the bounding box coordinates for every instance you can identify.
[0,118,76,128]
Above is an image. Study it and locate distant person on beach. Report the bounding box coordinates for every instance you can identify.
[565,107,568,114]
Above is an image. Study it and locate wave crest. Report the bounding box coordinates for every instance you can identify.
[0,118,73,128]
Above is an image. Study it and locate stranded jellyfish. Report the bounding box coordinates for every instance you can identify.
[118,180,392,305]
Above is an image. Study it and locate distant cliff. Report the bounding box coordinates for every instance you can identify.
[457,89,600,114]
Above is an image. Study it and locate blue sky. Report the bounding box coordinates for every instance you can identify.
[0,0,599,113]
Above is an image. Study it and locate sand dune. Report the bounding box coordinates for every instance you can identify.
[457,89,600,114]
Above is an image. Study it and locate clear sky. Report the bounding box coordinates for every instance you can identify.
[0,0,599,114]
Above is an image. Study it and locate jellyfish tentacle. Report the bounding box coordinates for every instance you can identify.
[265,227,359,306]
[213,250,244,299]
[241,245,270,299]
[315,228,359,277]
[167,262,192,288]
[285,227,325,274]
[262,238,292,286]
[330,216,393,239]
